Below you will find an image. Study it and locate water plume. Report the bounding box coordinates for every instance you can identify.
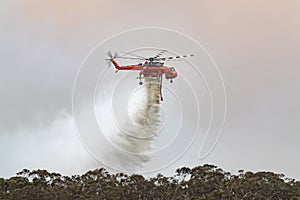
[111,78,162,170]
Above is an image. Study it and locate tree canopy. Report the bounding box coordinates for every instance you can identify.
[0,164,299,199]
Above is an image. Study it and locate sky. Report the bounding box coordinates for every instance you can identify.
[0,0,299,179]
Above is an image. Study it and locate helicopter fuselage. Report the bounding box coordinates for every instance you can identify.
[112,59,177,79]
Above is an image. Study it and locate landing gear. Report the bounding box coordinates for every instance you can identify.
[138,72,143,85]
[160,75,163,101]
[170,79,173,83]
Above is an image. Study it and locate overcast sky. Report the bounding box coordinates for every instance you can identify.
[0,0,299,179]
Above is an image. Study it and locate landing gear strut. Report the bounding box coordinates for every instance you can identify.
[160,75,163,101]
[138,72,143,85]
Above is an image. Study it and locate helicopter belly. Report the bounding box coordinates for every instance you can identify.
[165,74,177,79]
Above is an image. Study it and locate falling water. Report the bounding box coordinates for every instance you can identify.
[112,77,161,170]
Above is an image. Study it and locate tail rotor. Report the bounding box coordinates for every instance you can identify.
[106,51,119,67]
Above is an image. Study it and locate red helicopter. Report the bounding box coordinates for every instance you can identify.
[106,50,194,101]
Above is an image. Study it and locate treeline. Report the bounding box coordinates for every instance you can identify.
[0,164,299,199]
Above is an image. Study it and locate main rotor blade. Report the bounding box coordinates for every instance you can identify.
[117,56,145,60]
[122,52,147,59]
[156,54,194,61]
[153,49,168,58]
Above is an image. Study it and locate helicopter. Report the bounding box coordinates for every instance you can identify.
[106,50,194,101]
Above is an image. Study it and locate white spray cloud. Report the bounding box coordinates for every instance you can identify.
[94,78,161,172]
[0,110,98,178]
